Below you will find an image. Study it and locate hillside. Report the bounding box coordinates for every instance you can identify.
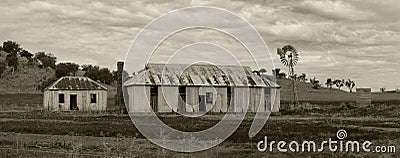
[277,78,357,102]
[0,51,55,94]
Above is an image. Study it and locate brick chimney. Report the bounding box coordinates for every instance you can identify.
[116,61,125,113]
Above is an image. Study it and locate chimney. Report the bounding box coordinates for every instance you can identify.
[116,61,125,113]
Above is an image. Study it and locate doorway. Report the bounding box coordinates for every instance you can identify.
[70,94,78,110]
[199,95,206,112]
[150,86,158,112]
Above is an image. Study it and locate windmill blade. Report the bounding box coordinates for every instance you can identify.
[281,58,288,66]
[278,45,300,67]
[277,48,284,56]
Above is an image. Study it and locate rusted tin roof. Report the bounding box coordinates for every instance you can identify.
[125,63,280,88]
[45,76,108,91]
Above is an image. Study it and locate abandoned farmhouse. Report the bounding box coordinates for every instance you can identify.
[43,76,108,111]
[124,63,281,113]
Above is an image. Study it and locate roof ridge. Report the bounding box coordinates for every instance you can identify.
[44,76,108,91]
[146,63,252,68]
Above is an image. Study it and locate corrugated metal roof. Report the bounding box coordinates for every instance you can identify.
[124,63,280,88]
[45,76,108,91]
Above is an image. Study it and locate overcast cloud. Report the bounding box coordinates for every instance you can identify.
[0,0,399,91]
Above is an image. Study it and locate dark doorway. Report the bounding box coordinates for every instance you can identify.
[227,87,234,112]
[178,86,186,112]
[70,94,78,110]
[199,95,206,112]
[150,86,158,112]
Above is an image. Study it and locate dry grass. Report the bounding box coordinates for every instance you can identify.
[0,113,399,157]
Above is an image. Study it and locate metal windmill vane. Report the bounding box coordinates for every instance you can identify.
[277,45,299,106]
[277,45,299,77]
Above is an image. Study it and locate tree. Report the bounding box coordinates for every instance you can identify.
[333,79,344,90]
[83,65,113,84]
[325,78,333,89]
[310,77,320,89]
[298,73,307,82]
[278,72,286,79]
[6,52,18,71]
[2,41,21,54]
[259,68,267,75]
[291,73,298,80]
[35,52,56,69]
[99,68,113,84]
[273,68,280,77]
[38,77,58,92]
[345,79,356,93]
[55,62,80,78]
[20,49,33,59]
[252,70,260,76]
[0,62,6,75]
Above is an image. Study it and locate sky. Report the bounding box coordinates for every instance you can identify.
[0,0,399,91]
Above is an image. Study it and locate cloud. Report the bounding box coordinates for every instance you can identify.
[295,0,375,20]
[0,0,399,91]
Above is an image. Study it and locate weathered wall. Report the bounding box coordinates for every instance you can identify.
[43,90,107,111]
[186,87,199,112]
[232,87,249,112]
[157,86,178,112]
[271,88,280,112]
[209,87,227,113]
[249,88,264,112]
[127,86,150,112]
[125,85,281,113]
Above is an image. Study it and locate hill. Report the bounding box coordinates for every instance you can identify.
[0,51,55,94]
[277,78,356,103]
[277,77,400,104]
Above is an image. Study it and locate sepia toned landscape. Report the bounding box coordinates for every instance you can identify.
[1,0,400,157]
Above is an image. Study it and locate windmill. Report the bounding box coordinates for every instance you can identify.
[277,45,299,106]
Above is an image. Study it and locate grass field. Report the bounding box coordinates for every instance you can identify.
[0,103,399,157]
[0,92,399,157]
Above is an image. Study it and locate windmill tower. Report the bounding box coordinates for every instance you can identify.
[277,45,299,106]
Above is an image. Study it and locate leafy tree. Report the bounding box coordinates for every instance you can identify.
[333,79,344,90]
[20,49,33,59]
[35,52,56,69]
[2,41,21,54]
[0,62,6,75]
[273,68,281,77]
[310,77,320,89]
[6,52,18,71]
[38,77,58,92]
[278,72,286,79]
[325,78,333,89]
[81,64,95,71]
[345,79,356,93]
[291,73,298,80]
[252,70,260,76]
[259,68,267,74]
[55,62,80,78]
[298,73,307,82]
[83,65,113,84]
[99,68,113,84]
